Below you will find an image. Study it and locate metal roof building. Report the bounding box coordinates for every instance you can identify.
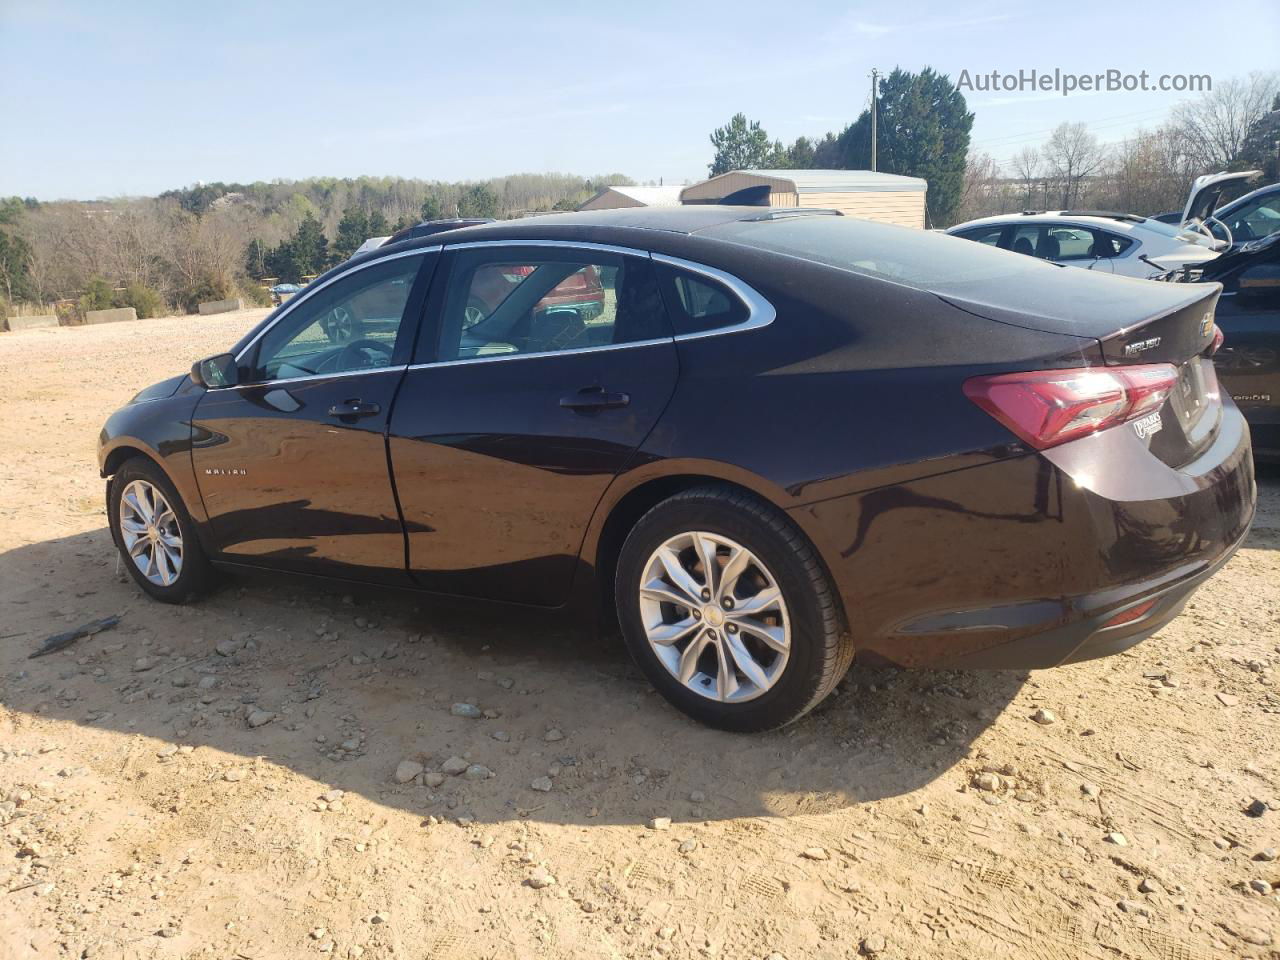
[680,169,928,228]
[578,184,685,211]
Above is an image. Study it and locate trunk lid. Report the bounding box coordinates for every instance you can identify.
[937,277,1223,468]
[1180,170,1262,226]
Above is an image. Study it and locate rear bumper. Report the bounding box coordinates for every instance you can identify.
[792,404,1257,670]
[926,523,1246,669]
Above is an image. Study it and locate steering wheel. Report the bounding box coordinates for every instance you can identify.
[332,337,393,371]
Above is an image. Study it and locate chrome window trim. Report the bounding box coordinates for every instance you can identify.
[217,365,409,391]
[444,239,651,258]
[651,252,776,341]
[229,245,439,373]
[407,337,673,371]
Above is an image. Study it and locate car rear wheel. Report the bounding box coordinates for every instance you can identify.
[108,457,215,604]
[615,486,853,731]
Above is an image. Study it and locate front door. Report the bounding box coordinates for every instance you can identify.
[192,250,434,582]
[388,243,678,605]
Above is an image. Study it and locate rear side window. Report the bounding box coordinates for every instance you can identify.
[655,263,747,335]
[1092,231,1133,258]
[955,225,1005,247]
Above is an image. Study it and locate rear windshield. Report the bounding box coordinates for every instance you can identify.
[707,216,1060,289]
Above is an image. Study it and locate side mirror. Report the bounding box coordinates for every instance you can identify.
[191,353,239,389]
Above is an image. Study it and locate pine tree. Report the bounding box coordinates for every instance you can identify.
[420,193,444,221]
[707,114,774,175]
[331,206,370,261]
[458,184,499,218]
[834,68,974,226]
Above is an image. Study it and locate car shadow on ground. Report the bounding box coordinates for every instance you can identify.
[2,524,1034,830]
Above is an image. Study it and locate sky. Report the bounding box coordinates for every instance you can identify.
[2,0,1277,201]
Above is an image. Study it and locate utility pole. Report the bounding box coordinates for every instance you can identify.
[870,68,878,172]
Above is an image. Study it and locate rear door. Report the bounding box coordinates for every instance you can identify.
[191,250,434,583]
[388,242,677,605]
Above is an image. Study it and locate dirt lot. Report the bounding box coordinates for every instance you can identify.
[0,310,1277,960]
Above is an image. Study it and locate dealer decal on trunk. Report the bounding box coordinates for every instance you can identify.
[1133,411,1163,439]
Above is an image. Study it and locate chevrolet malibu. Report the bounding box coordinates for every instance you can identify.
[99,207,1256,731]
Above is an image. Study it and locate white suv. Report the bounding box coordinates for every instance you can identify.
[946,211,1221,279]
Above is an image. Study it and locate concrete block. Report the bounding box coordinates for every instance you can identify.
[198,298,244,315]
[3,314,59,332]
[85,307,137,325]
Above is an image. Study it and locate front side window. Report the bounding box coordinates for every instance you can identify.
[1090,231,1133,258]
[436,248,668,362]
[1222,194,1280,242]
[251,254,424,381]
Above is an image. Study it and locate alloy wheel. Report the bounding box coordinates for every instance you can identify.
[119,479,183,587]
[638,531,790,703]
[329,306,356,341]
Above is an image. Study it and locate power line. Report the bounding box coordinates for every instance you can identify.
[970,105,1174,149]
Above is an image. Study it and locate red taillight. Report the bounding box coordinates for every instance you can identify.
[1101,598,1157,628]
[1209,324,1225,356]
[964,364,1178,450]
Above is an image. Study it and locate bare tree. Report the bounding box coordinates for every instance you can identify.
[1043,122,1107,208]
[955,152,1002,223]
[1011,146,1042,208]
[1170,71,1280,170]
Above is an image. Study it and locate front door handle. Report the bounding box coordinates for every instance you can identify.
[327,399,381,419]
[559,387,630,412]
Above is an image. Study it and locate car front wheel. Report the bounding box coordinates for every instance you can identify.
[108,457,215,604]
[615,486,853,731]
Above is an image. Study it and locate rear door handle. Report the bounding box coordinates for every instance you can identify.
[559,387,630,412]
[327,399,381,419]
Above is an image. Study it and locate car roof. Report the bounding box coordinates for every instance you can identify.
[438,206,841,237]
[346,206,844,263]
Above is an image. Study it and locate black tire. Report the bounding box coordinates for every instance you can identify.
[615,485,853,732]
[107,456,216,604]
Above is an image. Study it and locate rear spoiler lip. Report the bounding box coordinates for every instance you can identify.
[934,281,1222,343]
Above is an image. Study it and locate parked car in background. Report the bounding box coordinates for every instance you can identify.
[1151,170,1267,247]
[946,211,1222,278]
[384,218,495,245]
[352,236,391,257]
[1182,181,1280,249]
[465,261,605,329]
[1160,231,1280,461]
[269,283,302,306]
[98,208,1255,731]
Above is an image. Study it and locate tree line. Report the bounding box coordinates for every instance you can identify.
[0,172,633,316]
[707,69,1278,228]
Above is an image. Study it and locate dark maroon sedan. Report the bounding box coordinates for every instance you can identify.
[98,208,1256,731]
